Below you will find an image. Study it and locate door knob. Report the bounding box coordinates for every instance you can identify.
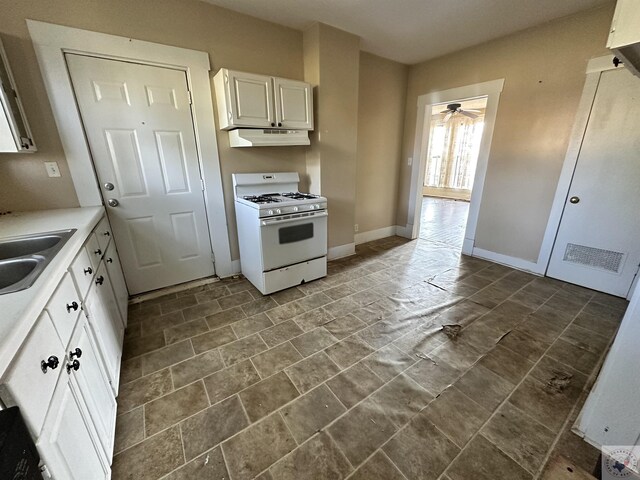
[569,196,580,204]
[107,198,119,207]
[104,182,115,191]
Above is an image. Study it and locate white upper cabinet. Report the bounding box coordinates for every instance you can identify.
[274,78,313,130]
[0,38,36,153]
[214,68,313,131]
[608,0,640,78]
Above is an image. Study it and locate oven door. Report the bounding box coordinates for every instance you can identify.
[259,210,328,271]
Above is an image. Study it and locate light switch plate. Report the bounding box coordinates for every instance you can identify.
[44,162,61,178]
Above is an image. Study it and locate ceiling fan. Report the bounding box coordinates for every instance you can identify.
[440,103,481,122]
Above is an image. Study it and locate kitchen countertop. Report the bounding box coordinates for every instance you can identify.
[0,207,104,378]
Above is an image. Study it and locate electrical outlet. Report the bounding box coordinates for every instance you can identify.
[408,157,413,166]
[354,224,359,232]
[44,162,61,178]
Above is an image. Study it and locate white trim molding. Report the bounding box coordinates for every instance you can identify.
[472,247,544,275]
[395,224,413,239]
[407,79,504,256]
[27,20,234,278]
[328,243,356,260]
[354,226,397,245]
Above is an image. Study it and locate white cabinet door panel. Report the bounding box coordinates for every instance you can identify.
[227,70,274,128]
[86,233,103,271]
[95,216,113,253]
[45,272,82,347]
[105,241,129,325]
[68,314,118,461]
[37,372,110,480]
[274,78,313,130]
[2,311,65,436]
[69,246,96,300]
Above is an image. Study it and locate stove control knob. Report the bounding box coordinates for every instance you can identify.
[309,205,315,210]
[293,207,299,212]
[315,204,320,209]
[268,210,273,215]
[276,209,282,214]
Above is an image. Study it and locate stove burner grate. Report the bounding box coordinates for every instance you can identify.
[243,195,282,204]
[282,192,318,200]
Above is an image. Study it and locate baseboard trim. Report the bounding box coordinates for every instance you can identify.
[328,243,356,260]
[462,238,474,256]
[472,247,545,275]
[395,224,413,239]
[355,226,397,245]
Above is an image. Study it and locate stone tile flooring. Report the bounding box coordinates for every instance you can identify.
[420,197,469,248]
[112,235,627,480]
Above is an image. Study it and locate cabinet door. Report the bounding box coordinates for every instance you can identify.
[37,371,110,480]
[2,311,65,436]
[274,78,313,130]
[86,233,103,271]
[95,216,113,253]
[68,314,117,461]
[69,246,95,300]
[227,70,275,128]
[104,241,129,326]
[45,272,82,347]
[84,263,124,395]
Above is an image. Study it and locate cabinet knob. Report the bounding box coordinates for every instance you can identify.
[66,359,80,374]
[106,257,113,263]
[103,231,110,237]
[66,301,79,313]
[84,267,93,275]
[95,275,104,285]
[41,355,59,373]
[271,122,276,127]
[278,122,282,127]
[94,249,102,256]
[69,347,82,360]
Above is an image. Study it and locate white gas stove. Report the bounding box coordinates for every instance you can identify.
[232,172,328,295]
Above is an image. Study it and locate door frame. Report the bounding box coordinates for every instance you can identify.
[536,55,637,297]
[406,79,504,255]
[27,20,234,278]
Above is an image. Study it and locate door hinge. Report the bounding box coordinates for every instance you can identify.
[187,90,193,105]
[200,178,205,191]
[211,252,216,264]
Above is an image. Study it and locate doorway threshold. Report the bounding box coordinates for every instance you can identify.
[128,276,221,305]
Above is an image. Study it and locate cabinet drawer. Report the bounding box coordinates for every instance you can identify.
[95,216,112,252]
[86,233,103,270]
[46,272,82,347]
[2,311,65,436]
[70,247,95,300]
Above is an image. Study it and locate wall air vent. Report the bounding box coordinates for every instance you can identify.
[563,243,624,273]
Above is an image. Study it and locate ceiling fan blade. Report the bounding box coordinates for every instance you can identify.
[465,109,482,113]
[460,111,478,119]
[443,112,453,122]
[439,109,450,114]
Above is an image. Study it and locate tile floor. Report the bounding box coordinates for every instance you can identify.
[112,233,627,480]
[419,196,469,248]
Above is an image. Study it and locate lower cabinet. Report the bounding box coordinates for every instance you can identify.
[104,241,128,325]
[84,262,124,395]
[37,362,110,480]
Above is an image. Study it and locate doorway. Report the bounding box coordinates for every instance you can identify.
[66,54,215,294]
[406,79,503,254]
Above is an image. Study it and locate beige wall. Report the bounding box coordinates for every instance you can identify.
[356,52,408,233]
[399,4,615,262]
[303,23,361,249]
[0,0,307,259]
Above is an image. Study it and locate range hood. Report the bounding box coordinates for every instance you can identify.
[228,129,310,148]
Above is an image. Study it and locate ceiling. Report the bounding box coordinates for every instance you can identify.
[201,0,610,64]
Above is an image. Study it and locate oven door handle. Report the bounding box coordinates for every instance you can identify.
[260,210,328,226]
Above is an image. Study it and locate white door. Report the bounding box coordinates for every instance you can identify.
[66,54,215,294]
[547,68,640,297]
[228,70,275,128]
[273,78,313,130]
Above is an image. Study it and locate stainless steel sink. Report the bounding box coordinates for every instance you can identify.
[0,229,77,295]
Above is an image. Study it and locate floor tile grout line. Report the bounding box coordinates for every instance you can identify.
[436,295,596,479]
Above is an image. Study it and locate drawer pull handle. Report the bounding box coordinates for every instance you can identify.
[95,276,104,285]
[84,267,93,275]
[106,257,113,264]
[94,249,102,256]
[41,356,59,373]
[103,231,110,236]
[69,348,82,359]
[66,359,80,374]
[66,301,79,313]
